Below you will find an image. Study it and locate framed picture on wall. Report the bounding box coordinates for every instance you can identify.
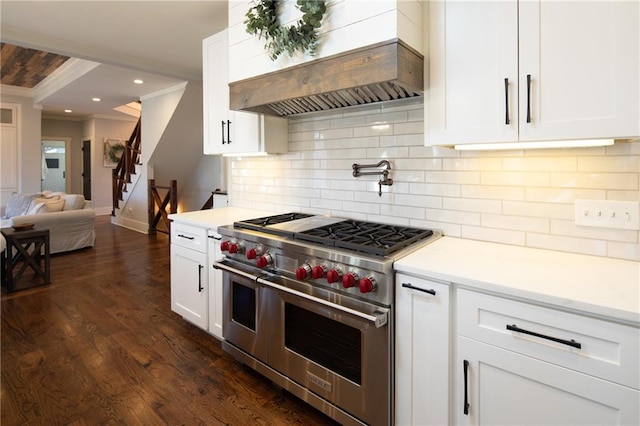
[103,138,126,168]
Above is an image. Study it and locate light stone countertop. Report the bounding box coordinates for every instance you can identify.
[394,236,640,326]
[168,207,277,230]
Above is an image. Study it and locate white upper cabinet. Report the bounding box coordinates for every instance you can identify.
[426,0,640,147]
[203,30,288,155]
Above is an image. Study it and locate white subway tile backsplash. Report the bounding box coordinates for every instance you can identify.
[550,172,639,190]
[462,226,526,246]
[228,101,640,260]
[526,233,607,257]
[481,171,550,187]
[482,213,549,233]
[443,197,502,214]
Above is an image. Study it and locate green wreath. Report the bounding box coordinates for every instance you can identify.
[245,0,326,60]
[108,143,125,164]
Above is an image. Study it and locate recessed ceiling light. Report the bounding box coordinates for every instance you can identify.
[133,79,144,84]
[64,109,72,113]
[92,97,101,102]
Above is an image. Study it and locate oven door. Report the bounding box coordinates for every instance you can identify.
[260,276,391,426]
[221,262,269,363]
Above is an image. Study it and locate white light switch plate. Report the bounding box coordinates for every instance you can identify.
[575,199,640,230]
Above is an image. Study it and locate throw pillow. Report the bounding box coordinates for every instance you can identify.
[4,193,40,218]
[29,195,61,211]
[61,194,86,211]
[35,199,65,214]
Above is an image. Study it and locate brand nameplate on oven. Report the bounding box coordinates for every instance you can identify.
[307,372,332,392]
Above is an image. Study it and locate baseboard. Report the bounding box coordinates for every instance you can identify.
[110,216,148,234]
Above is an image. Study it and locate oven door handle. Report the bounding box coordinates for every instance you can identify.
[213,260,260,281]
[257,277,389,328]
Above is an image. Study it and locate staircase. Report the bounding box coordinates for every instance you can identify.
[111,117,142,216]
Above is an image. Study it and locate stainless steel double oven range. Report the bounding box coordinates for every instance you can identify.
[214,213,440,426]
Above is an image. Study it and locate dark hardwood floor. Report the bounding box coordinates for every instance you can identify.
[1,215,338,425]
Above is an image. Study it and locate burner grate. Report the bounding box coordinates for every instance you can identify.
[295,220,433,257]
[234,213,314,231]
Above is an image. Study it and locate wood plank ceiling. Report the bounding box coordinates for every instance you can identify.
[1,43,69,88]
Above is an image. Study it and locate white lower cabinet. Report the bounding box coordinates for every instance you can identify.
[207,230,224,339]
[395,274,450,426]
[454,289,640,426]
[455,336,639,425]
[170,244,208,329]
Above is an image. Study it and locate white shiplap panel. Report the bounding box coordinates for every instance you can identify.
[228,0,419,82]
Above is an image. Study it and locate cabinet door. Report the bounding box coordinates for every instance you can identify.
[426,0,519,146]
[207,232,224,339]
[455,336,640,426]
[203,30,231,155]
[519,1,639,141]
[395,274,450,426]
[171,245,208,329]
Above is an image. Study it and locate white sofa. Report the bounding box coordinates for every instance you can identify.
[1,192,96,254]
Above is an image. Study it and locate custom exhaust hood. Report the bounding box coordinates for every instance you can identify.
[229,39,424,117]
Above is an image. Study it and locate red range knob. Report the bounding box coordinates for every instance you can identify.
[257,254,272,268]
[220,241,231,252]
[296,264,312,281]
[326,269,342,284]
[343,272,358,288]
[229,243,241,254]
[359,276,377,293]
[311,265,326,279]
[246,247,261,260]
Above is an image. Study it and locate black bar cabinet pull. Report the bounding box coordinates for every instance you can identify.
[221,120,226,144]
[198,265,204,292]
[226,120,232,144]
[208,235,222,240]
[526,74,532,123]
[401,282,436,296]
[463,360,470,415]
[504,78,510,125]
[506,324,582,349]
[177,234,195,240]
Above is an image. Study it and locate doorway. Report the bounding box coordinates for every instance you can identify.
[82,140,91,200]
[41,139,69,193]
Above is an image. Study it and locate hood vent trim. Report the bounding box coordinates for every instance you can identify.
[229,39,424,117]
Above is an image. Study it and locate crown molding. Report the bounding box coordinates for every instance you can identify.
[0,84,34,98]
[33,58,101,104]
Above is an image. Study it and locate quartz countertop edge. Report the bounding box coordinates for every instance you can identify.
[394,236,640,326]
[168,207,277,229]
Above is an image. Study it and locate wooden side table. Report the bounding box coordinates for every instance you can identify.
[1,227,50,292]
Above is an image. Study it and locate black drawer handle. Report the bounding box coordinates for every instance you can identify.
[506,324,582,349]
[177,234,195,240]
[463,359,470,415]
[208,235,222,240]
[401,282,436,296]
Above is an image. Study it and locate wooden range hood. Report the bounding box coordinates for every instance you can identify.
[229,39,424,117]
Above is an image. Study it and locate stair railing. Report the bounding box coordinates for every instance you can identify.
[112,117,142,215]
[148,179,177,235]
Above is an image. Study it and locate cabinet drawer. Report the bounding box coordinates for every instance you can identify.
[171,222,208,252]
[457,289,639,389]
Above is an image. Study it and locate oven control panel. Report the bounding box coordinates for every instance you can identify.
[219,237,389,303]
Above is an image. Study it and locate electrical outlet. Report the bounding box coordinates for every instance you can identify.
[574,199,640,230]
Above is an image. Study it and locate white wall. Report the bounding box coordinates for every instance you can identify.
[228,99,640,262]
